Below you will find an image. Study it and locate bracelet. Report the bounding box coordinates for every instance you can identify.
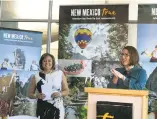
[34,93,37,99]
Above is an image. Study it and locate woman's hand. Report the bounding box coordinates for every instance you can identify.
[112,76,118,84]
[51,92,61,98]
[111,69,125,80]
[36,93,46,99]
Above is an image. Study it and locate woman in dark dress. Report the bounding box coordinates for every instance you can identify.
[28,53,69,119]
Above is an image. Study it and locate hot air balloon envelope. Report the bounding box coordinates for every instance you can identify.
[74,28,92,49]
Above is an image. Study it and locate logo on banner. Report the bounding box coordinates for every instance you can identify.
[97,112,114,119]
[71,9,101,16]
[71,8,116,16]
[151,8,157,19]
[152,8,157,15]
[102,8,116,16]
[71,8,116,20]
[3,33,33,42]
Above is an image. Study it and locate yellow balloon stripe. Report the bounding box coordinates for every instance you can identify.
[75,29,92,36]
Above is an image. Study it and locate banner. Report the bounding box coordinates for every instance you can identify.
[59,5,128,119]
[137,4,157,117]
[59,5,128,24]
[138,4,157,23]
[0,28,42,117]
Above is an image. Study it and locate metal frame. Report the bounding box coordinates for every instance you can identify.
[0,19,58,23]
[46,0,53,53]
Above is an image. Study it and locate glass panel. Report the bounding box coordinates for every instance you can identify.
[51,23,59,42]
[52,0,96,20]
[46,41,58,59]
[1,0,49,19]
[49,23,59,59]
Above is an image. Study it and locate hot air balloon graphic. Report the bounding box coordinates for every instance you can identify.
[74,28,92,53]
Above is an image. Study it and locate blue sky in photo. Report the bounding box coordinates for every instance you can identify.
[137,24,157,63]
[0,44,41,71]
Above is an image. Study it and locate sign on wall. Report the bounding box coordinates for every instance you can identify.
[137,4,157,115]
[0,28,42,117]
[58,5,129,119]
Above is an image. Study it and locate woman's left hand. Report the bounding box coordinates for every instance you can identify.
[51,92,61,98]
[111,69,125,80]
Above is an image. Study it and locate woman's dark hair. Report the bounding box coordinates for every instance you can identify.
[39,53,55,70]
[122,46,139,66]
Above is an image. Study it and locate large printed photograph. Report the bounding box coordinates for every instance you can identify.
[141,63,157,114]
[137,24,157,118]
[58,59,92,77]
[92,61,121,88]
[58,23,128,61]
[137,24,157,63]
[0,44,40,71]
[64,77,89,119]
[138,5,157,119]
[58,23,127,87]
[0,69,37,116]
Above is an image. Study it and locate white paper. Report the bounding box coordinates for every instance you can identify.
[41,83,58,100]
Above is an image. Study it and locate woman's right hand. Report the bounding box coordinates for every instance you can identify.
[112,76,118,84]
[36,93,46,99]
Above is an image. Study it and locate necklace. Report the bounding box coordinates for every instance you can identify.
[42,70,53,74]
